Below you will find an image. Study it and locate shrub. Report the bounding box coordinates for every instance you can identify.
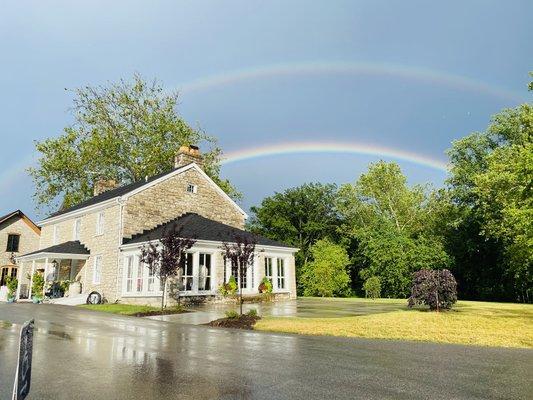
[246,308,258,317]
[31,272,44,298]
[408,269,457,311]
[6,276,18,299]
[258,277,273,293]
[225,309,239,319]
[218,276,238,297]
[363,276,381,299]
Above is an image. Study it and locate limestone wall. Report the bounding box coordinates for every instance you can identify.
[0,217,40,268]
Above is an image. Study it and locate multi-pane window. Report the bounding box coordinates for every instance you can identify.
[6,234,20,252]
[187,184,197,193]
[93,255,102,284]
[277,258,285,289]
[198,253,212,291]
[96,212,104,235]
[136,259,143,292]
[73,219,81,241]
[53,225,59,245]
[123,256,161,295]
[180,253,193,291]
[264,257,273,283]
[125,256,134,292]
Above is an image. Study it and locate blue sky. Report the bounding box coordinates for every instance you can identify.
[1,0,531,220]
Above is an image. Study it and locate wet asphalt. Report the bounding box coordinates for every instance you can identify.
[0,303,532,400]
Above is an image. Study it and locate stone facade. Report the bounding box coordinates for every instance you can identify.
[122,167,246,238]
[0,215,40,275]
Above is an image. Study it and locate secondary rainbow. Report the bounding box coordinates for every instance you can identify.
[221,141,448,172]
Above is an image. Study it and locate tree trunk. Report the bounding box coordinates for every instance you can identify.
[239,264,243,316]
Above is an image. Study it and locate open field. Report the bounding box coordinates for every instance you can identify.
[255,298,533,348]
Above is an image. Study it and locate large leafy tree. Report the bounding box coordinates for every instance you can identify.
[249,183,340,290]
[337,161,449,297]
[30,74,239,213]
[446,103,532,302]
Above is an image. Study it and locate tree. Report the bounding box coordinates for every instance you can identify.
[221,235,256,315]
[363,276,381,299]
[29,74,239,213]
[446,103,533,302]
[300,239,350,297]
[408,269,457,311]
[140,225,196,310]
[249,183,340,292]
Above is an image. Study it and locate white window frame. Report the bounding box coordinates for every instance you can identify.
[277,258,286,290]
[53,225,59,245]
[95,211,104,236]
[92,255,102,284]
[186,183,197,194]
[73,218,81,241]
[122,255,162,296]
[264,257,273,284]
[198,252,213,292]
[181,253,194,292]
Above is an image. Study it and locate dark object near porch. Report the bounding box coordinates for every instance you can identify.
[86,291,102,304]
[408,269,458,311]
[207,314,260,330]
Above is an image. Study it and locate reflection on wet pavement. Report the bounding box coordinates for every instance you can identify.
[0,303,531,400]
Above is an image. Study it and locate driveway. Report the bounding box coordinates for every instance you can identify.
[1,303,532,400]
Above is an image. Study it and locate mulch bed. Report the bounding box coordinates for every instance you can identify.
[132,309,190,317]
[206,315,261,330]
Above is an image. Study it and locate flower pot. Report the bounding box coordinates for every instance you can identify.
[32,296,42,304]
[7,297,15,303]
[69,281,82,296]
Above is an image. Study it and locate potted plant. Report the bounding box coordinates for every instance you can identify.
[258,276,273,294]
[31,272,44,303]
[5,276,18,302]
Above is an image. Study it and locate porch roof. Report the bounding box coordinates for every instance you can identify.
[16,240,90,261]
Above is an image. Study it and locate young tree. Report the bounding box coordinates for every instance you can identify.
[30,74,240,213]
[300,239,350,297]
[221,235,256,316]
[408,269,458,311]
[140,225,196,310]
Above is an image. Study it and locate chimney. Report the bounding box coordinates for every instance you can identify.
[94,179,118,196]
[174,145,204,169]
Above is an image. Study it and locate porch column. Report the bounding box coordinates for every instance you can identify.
[15,261,23,300]
[43,257,49,297]
[28,260,35,298]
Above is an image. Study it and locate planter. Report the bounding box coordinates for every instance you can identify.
[69,281,82,296]
[32,296,42,304]
[6,297,15,303]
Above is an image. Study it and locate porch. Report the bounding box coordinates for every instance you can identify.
[15,240,90,300]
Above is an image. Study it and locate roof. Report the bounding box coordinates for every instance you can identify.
[0,210,41,234]
[18,240,90,260]
[47,167,181,219]
[124,213,293,249]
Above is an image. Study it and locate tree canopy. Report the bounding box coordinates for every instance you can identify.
[30,74,239,213]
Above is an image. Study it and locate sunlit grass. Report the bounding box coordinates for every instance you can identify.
[255,299,533,348]
[79,303,184,316]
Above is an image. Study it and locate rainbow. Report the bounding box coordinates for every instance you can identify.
[178,61,524,102]
[221,141,448,172]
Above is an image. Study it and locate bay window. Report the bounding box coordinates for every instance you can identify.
[198,253,212,291]
[180,253,193,291]
[123,255,161,296]
[264,257,273,283]
[277,258,285,289]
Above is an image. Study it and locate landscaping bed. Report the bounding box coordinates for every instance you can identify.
[207,314,260,329]
[79,304,188,317]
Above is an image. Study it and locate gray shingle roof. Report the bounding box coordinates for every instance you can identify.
[21,240,90,257]
[124,213,293,248]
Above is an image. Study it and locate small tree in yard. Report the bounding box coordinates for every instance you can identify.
[221,235,256,316]
[140,225,196,311]
[363,276,381,299]
[408,269,457,311]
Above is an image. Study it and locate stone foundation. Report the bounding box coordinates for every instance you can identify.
[118,292,291,306]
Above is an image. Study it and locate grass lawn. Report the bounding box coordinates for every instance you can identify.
[79,303,185,316]
[255,298,533,348]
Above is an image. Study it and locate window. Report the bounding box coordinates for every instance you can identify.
[125,256,134,292]
[277,258,285,289]
[136,258,143,292]
[53,225,59,245]
[73,219,81,241]
[6,234,20,252]
[198,253,212,291]
[180,253,193,291]
[96,212,104,235]
[123,256,161,295]
[264,257,273,283]
[93,255,102,284]
[186,184,197,194]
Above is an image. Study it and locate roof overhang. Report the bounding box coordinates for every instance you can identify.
[16,252,90,262]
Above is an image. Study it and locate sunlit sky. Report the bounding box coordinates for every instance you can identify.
[1,0,531,220]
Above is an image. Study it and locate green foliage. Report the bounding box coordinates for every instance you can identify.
[408,269,458,311]
[225,309,239,319]
[29,74,240,213]
[5,276,18,298]
[31,272,44,298]
[246,308,258,317]
[219,275,238,297]
[300,239,351,297]
[363,276,381,299]
[249,183,340,292]
[258,276,273,293]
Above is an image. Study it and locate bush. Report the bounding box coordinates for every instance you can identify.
[408,269,457,311]
[31,272,44,299]
[246,308,258,317]
[225,309,239,319]
[363,276,381,299]
[218,275,238,297]
[258,277,273,293]
[6,276,18,299]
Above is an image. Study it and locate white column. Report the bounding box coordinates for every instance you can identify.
[43,257,49,296]
[192,251,199,293]
[28,260,35,299]
[15,261,23,300]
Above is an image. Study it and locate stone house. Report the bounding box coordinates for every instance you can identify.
[0,210,40,300]
[16,146,297,304]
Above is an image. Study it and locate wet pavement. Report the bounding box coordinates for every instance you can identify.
[1,303,532,400]
[149,297,408,324]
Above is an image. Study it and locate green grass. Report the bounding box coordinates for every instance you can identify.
[79,303,184,316]
[255,298,533,348]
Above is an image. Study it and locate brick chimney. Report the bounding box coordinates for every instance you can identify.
[174,145,204,169]
[94,179,118,196]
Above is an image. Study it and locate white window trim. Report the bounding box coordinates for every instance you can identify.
[52,225,59,245]
[263,254,291,293]
[73,218,81,241]
[186,183,198,194]
[95,211,104,236]
[92,255,102,284]
[121,255,163,297]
